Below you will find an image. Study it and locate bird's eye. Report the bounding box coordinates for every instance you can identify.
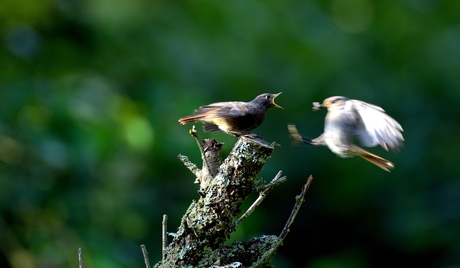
[265,95,270,99]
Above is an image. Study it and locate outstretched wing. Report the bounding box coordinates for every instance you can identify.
[350,99,404,151]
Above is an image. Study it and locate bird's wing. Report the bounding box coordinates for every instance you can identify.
[197,101,248,117]
[350,99,404,151]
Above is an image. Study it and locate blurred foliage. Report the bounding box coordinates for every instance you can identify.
[1,0,460,267]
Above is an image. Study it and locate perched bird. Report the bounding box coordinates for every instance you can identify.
[288,96,404,171]
[179,93,283,136]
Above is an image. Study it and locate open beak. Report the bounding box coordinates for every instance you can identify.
[272,92,283,109]
[312,101,325,111]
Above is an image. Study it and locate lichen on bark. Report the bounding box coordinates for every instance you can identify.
[155,135,309,267]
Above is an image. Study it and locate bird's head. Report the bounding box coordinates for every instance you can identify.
[255,92,283,109]
[313,96,349,111]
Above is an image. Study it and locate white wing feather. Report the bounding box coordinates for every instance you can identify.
[350,100,404,151]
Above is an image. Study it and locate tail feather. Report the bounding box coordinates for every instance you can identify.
[178,114,207,125]
[349,145,394,172]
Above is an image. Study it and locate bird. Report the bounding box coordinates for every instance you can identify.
[179,93,283,136]
[288,96,404,171]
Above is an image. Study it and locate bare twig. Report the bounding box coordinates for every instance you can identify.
[177,154,200,178]
[252,175,313,268]
[141,244,151,268]
[78,247,82,268]
[162,214,168,260]
[255,170,287,192]
[179,126,222,183]
[233,170,286,227]
[279,175,313,239]
[189,125,212,175]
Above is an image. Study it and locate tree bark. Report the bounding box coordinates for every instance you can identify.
[156,136,277,267]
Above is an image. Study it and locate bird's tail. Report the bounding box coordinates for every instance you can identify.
[348,144,394,172]
[178,114,207,125]
[287,124,313,145]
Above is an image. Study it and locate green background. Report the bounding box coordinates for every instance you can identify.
[1,0,460,267]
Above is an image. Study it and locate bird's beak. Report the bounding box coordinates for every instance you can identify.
[272,92,283,109]
[312,101,325,111]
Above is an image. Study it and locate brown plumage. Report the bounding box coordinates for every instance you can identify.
[179,93,282,136]
[348,145,394,172]
[288,96,404,172]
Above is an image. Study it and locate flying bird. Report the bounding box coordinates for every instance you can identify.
[179,93,282,136]
[288,96,404,171]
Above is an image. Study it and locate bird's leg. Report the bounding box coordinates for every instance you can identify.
[240,132,282,147]
[301,136,313,145]
[288,125,316,145]
[241,132,262,139]
[231,132,241,138]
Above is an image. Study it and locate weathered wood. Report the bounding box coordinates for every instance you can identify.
[157,136,275,267]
